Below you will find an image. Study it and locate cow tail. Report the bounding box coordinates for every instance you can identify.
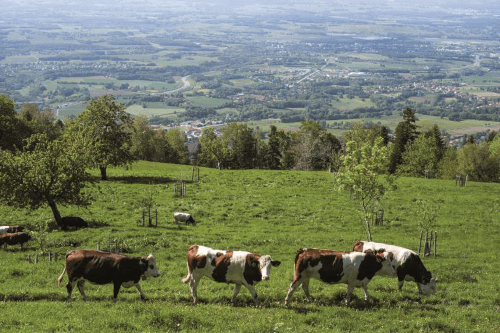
[294,248,306,266]
[57,265,67,287]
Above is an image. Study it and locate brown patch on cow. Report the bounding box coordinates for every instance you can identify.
[294,249,345,284]
[352,241,364,252]
[243,253,262,285]
[357,252,383,281]
[211,251,233,282]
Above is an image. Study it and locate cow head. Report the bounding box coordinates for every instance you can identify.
[256,255,281,281]
[375,251,397,277]
[141,254,160,280]
[418,272,437,295]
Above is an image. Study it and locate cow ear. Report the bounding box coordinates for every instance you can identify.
[147,253,154,260]
[271,260,281,267]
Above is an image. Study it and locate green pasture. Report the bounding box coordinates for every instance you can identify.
[186,96,230,108]
[1,162,499,332]
[126,104,185,118]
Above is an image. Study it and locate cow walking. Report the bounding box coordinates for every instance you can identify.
[57,249,160,302]
[285,248,395,305]
[182,244,281,305]
[352,241,436,295]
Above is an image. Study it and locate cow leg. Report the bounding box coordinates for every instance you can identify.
[285,277,304,305]
[243,283,259,306]
[77,280,88,301]
[301,280,313,301]
[113,281,122,302]
[416,282,423,294]
[134,283,146,301]
[189,274,202,304]
[345,285,355,305]
[362,282,370,301]
[66,281,74,299]
[398,279,405,291]
[231,284,242,304]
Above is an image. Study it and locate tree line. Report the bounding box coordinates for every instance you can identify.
[1,94,499,230]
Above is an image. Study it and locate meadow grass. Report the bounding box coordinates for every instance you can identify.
[0,162,499,332]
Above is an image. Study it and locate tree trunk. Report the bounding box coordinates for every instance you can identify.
[48,198,63,229]
[100,166,107,180]
[365,215,373,241]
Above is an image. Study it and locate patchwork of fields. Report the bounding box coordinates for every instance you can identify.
[1,162,499,332]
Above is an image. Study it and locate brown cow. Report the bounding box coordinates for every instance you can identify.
[57,249,160,302]
[0,232,32,249]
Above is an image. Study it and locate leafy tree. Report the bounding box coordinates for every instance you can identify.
[398,135,441,177]
[0,134,92,229]
[198,127,232,169]
[66,95,134,180]
[334,137,395,241]
[19,103,64,141]
[129,115,157,161]
[0,95,30,151]
[389,107,418,174]
[438,148,458,179]
[457,142,499,181]
[164,128,190,165]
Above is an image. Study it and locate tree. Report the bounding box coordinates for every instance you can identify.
[66,95,134,180]
[198,127,232,169]
[264,125,282,170]
[389,107,418,174]
[334,137,395,241]
[0,95,30,151]
[0,134,92,229]
[398,135,441,177]
[457,142,499,181]
[164,128,190,165]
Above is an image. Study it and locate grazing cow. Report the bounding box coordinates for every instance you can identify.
[57,249,160,302]
[0,226,24,234]
[0,232,32,249]
[352,241,436,295]
[182,244,281,305]
[60,216,88,230]
[173,212,196,226]
[285,248,395,305]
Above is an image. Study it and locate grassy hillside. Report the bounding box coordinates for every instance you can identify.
[1,162,499,332]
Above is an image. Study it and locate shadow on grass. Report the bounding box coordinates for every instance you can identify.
[97,175,192,185]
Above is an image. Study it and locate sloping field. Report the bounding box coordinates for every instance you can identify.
[0,162,498,332]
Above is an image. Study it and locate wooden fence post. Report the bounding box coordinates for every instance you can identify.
[27,254,31,264]
[49,252,52,262]
[424,232,430,256]
[418,230,423,255]
[97,243,100,251]
[54,252,58,263]
[35,254,39,264]
[434,232,437,257]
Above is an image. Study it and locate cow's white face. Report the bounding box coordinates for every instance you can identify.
[377,252,397,277]
[143,254,160,280]
[419,278,437,295]
[258,255,281,281]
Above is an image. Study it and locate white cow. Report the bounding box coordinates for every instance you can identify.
[353,241,437,295]
[182,244,281,305]
[173,212,196,225]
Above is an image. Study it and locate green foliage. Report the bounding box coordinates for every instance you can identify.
[66,94,135,180]
[389,107,418,174]
[334,137,395,240]
[457,142,499,181]
[0,134,92,227]
[0,94,30,151]
[414,197,438,233]
[399,135,441,177]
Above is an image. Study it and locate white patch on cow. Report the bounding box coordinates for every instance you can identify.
[0,226,9,234]
[356,241,436,295]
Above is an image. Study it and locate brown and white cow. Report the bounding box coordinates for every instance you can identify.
[0,226,24,234]
[182,244,281,305]
[57,249,160,302]
[173,212,196,226]
[285,248,395,305]
[0,232,32,249]
[352,241,436,295]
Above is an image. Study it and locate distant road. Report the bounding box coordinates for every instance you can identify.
[164,76,191,95]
